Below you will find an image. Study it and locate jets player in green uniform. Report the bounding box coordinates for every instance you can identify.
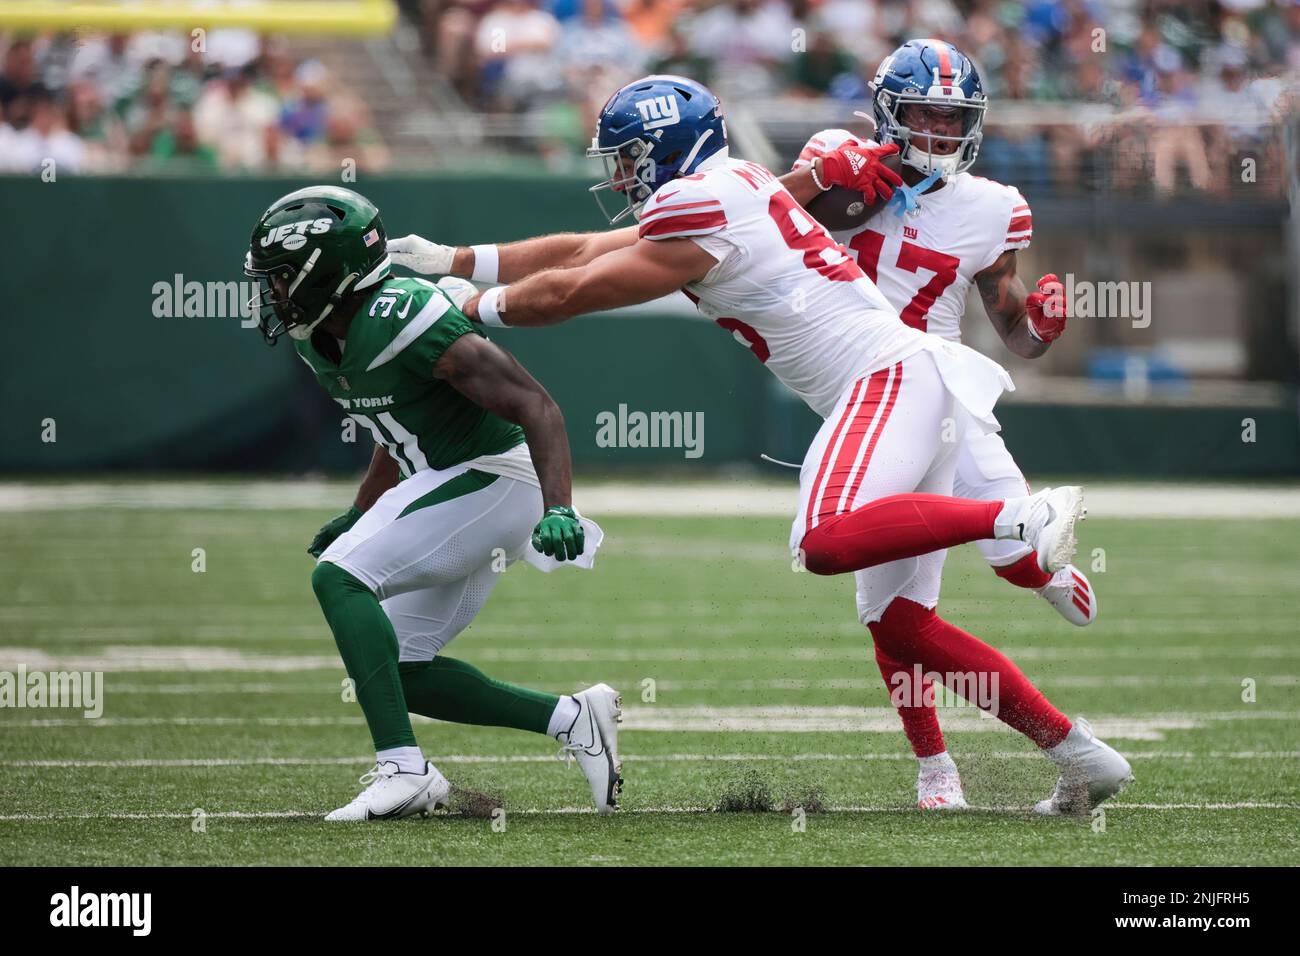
[245,186,622,821]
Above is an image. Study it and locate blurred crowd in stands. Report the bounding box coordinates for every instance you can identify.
[0,0,1295,195]
[411,0,1297,193]
[0,30,389,174]
[414,0,1298,107]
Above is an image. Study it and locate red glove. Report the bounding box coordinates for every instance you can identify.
[818,142,903,202]
[1025,273,1067,343]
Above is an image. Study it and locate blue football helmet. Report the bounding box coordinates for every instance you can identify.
[870,39,987,178]
[588,75,728,224]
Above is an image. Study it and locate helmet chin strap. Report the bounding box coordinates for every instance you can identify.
[284,247,326,341]
[286,251,390,342]
[288,273,358,341]
[289,267,360,342]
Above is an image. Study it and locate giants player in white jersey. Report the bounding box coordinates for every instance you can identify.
[387,74,1133,816]
[777,39,1098,807]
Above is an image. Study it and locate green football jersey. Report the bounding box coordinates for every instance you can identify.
[294,276,524,477]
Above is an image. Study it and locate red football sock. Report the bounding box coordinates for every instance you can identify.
[801,494,1003,575]
[993,552,1052,589]
[867,598,1072,749]
[874,644,946,758]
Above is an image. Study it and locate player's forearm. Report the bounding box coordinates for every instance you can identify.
[977,258,1049,359]
[516,396,574,509]
[996,282,1049,359]
[496,234,605,281]
[508,266,627,323]
[353,444,401,512]
[1002,312,1050,359]
[468,267,634,327]
[778,161,825,206]
[453,230,635,284]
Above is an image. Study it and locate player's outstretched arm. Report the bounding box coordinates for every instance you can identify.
[389,227,638,284]
[489,228,640,282]
[975,251,1051,360]
[433,333,573,510]
[461,237,717,328]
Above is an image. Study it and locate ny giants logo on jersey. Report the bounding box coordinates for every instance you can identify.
[260,217,333,251]
[635,95,680,131]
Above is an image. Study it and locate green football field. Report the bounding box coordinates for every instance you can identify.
[1,487,1297,866]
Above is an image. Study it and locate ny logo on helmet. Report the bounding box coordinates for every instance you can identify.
[635,95,680,131]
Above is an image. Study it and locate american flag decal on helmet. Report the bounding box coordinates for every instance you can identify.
[362,228,380,247]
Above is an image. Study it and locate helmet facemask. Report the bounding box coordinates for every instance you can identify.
[587,129,718,225]
[588,138,661,224]
[876,92,985,178]
[243,248,358,346]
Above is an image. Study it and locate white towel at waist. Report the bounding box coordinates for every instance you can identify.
[521,515,605,572]
[919,336,1015,434]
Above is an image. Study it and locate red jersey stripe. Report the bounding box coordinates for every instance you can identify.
[805,376,868,534]
[815,367,894,523]
[839,362,904,510]
[639,210,727,239]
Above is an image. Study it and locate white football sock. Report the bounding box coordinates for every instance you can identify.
[546,695,581,738]
[918,751,957,773]
[375,746,426,774]
[1043,722,1088,766]
[993,495,1033,540]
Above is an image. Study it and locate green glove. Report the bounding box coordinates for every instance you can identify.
[308,506,363,558]
[531,506,584,561]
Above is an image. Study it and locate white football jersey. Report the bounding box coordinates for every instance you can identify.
[638,156,925,417]
[794,129,1032,343]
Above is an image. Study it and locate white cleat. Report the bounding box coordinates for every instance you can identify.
[1038,564,1097,626]
[917,764,969,811]
[1034,717,1134,816]
[998,486,1085,574]
[324,760,451,822]
[557,683,623,814]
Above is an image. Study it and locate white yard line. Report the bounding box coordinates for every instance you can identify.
[0,647,344,672]
[2,643,1297,673]
[2,480,1299,518]
[95,674,1300,694]
[1,802,1296,822]
[6,708,1296,741]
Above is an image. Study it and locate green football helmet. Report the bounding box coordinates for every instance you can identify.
[244,185,390,345]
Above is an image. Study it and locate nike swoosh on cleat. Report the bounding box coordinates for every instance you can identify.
[583,712,605,757]
[364,781,432,820]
